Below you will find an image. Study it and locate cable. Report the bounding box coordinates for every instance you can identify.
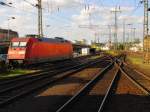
[128,0,142,16]
[22,0,71,22]
[98,0,108,11]
[0,0,72,24]
[0,1,13,7]
[23,0,37,8]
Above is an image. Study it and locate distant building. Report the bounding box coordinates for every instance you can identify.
[91,42,108,51]
[129,42,143,52]
[0,29,18,42]
[0,29,18,54]
[74,39,87,45]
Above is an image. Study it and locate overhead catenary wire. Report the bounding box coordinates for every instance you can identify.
[0,1,13,7]
[0,0,73,25]
[22,0,74,23]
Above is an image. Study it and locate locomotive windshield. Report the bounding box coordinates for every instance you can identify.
[20,42,27,47]
[12,42,19,47]
[11,42,27,47]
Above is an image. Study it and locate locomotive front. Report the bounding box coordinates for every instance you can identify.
[7,38,29,64]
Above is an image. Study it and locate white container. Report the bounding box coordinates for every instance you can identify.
[81,48,90,55]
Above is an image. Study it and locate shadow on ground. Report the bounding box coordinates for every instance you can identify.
[2,93,150,112]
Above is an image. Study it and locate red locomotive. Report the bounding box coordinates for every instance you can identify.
[7,37,73,65]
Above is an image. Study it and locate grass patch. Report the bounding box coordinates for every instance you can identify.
[127,55,150,75]
[106,50,120,56]
[90,55,102,60]
[0,69,34,79]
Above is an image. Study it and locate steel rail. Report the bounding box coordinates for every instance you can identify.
[98,63,121,112]
[0,56,105,86]
[0,57,97,86]
[119,63,150,95]
[123,62,150,81]
[0,54,97,84]
[0,63,80,86]
[0,57,107,95]
[0,59,86,85]
[56,61,114,112]
[0,57,105,107]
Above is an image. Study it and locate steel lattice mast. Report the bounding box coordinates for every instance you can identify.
[37,0,43,38]
[142,0,149,63]
[143,0,149,37]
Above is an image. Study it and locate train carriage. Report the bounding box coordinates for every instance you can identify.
[7,37,73,65]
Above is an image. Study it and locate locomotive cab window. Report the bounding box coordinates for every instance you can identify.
[19,42,27,47]
[12,42,19,47]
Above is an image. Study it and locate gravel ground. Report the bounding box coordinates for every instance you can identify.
[104,73,150,112]
[123,65,150,91]
[0,61,108,112]
[65,66,118,112]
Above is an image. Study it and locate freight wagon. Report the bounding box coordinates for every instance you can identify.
[7,37,73,65]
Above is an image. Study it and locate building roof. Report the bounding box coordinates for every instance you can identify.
[0,29,18,34]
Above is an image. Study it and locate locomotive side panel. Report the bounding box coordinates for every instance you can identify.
[27,42,73,63]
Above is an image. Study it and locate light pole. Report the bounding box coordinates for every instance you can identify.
[7,17,15,41]
[131,28,136,43]
[108,25,113,49]
[45,25,50,37]
[127,24,133,43]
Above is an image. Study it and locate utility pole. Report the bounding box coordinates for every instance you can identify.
[37,0,43,38]
[127,23,133,47]
[123,20,126,44]
[7,17,15,41]
[111,6,121,50]
[130,27,133,43]
[108,25,112,48]
[132,28,136,43]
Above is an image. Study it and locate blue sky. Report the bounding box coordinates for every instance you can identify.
[0,0,146,43]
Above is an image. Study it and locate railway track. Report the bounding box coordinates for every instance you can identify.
[55,61,119,112]
[0,56,111,108]
[0,56,109,89]
[102,63,150,112]
[1,54,148,112]
[0,54,101,82]
[55,59,150,112]
[121,63,150,94]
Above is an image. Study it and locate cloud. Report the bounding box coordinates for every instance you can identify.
[0,1,145,43]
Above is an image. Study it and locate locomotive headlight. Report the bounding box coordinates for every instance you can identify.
[9,51,14,54]
[19,51,25,54]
